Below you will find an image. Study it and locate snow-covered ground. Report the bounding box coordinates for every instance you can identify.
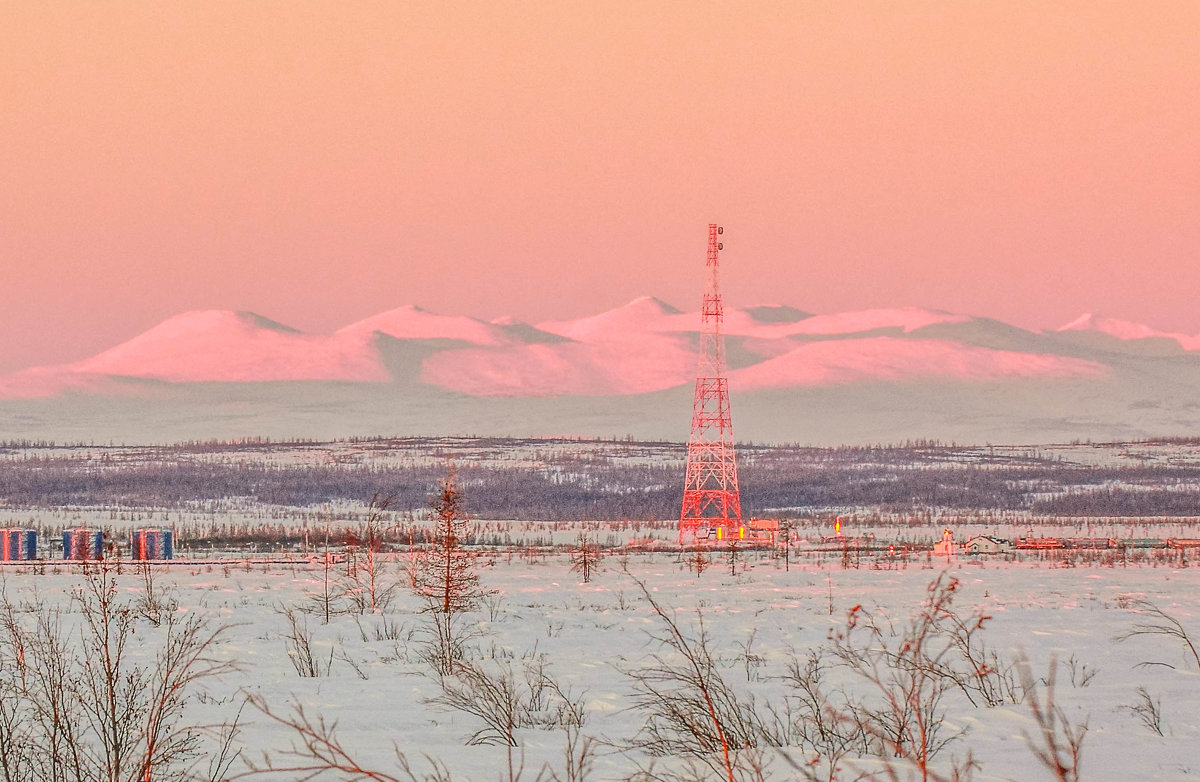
[5,555,1198,780]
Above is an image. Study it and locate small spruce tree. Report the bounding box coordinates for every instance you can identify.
[413,468,480,614]
[570,533,602,583]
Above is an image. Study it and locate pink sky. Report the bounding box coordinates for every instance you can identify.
[1,2,1197,374]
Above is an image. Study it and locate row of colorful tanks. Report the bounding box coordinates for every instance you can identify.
[0,528,174,561]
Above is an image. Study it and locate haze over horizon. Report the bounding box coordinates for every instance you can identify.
[2,2,1197,375]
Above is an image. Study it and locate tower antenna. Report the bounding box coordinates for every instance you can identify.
[680,224,743,543]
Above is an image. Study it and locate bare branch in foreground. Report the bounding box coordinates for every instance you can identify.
[238,694,455,782]
[1019,657,1087,782]
[1116,599,1200,671]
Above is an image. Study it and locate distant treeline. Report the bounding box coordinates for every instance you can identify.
[3,438,1200,519]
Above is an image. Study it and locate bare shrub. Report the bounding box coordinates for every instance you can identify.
[241,696,456,782]
[734,628,764,683]
[280,606,333,678]
[428,655,585,747]
[547,724,596,782]
[417,609,483,679]
[331,643,369,681]
[1123,686,1165,736]
[0,566,239,782]
[1062,654,1097,688]
[726,539,740,576]
[481,592,506,622]
[136,560,179,626]
[245,653,590,781]
[624,575,763,782]
[432,658,524,747]
[771,648,870,782]
[929,592,1021,708]
[0,594,35,782]
[346,492,400,614]
[829,574,980,781]
[354,613,407,643]
[1019,658,1087,782]
[306,549,354,623]
[1116,598,1200,670]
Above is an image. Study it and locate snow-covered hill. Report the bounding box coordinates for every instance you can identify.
[2,300,1199,445]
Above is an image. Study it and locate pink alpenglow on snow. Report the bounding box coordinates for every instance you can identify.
[781,307,970,336]
[421,331,696,398]
[1058,313,1200,351]
[2,298,1196,446]
[425,299,695,397]
[75,310,389,384]
[0,300,1141,400]
[698,306,972,343]
[340,305,516,347]
[730,337,1105,390]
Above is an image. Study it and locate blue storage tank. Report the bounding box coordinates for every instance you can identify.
[130,528,174,560]
[0,529,37,561]
[63,528,104,560]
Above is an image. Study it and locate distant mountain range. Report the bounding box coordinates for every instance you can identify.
[3,298,1200,445]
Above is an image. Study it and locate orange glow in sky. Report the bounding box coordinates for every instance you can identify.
[1,2,1197,372]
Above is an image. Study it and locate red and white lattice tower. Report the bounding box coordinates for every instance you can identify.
[680,224,743,543]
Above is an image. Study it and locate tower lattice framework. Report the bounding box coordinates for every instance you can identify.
[680,223,742,542]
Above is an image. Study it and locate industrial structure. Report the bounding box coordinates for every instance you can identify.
[63,528,104,560]
[680,224,744,542]
[130,528,175,560]
[0,529,37,561]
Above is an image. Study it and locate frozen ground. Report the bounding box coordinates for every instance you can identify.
[4,555,1199,781]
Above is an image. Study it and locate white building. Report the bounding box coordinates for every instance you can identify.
[966,535,1013,555]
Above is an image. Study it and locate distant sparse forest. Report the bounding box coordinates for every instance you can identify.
[3,437,1200,519]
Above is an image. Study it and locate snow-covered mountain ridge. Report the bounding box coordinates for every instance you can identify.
[1,299,1199,445]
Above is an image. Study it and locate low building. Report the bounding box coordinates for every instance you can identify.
[966,535,1013,555]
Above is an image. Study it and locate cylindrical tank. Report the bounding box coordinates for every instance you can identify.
[0,529,37,561]
[130,528,174,560]
[63,528,104,560]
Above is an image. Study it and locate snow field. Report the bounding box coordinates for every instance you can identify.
[5,556,1199,780]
